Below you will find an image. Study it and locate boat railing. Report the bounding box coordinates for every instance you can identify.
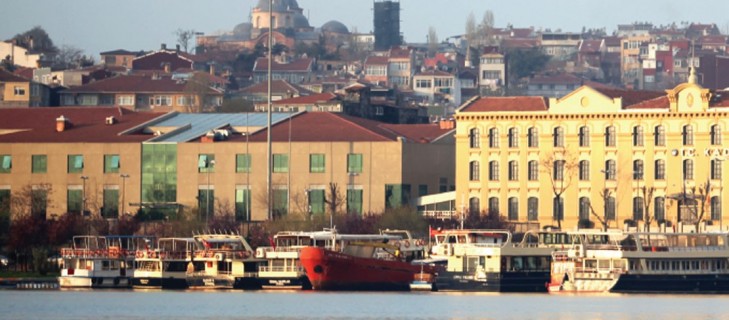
[573,266,624,275]
[60,248,136,259]
[258,265,301,273]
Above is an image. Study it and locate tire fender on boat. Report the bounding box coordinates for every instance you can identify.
[404,240,410,248]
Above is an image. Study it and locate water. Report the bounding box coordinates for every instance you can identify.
[1,290,728,320]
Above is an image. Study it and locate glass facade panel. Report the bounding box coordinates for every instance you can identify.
[309,189,325,214]
[141,144,177,204]
[272,189,288,217]
[273,154,288,173]
[67,189,82,214]
[0,155,10,173]
[198,189,215,220]
[347,154,363,173]
[68,155,84,173]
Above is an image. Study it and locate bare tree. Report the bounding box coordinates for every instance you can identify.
[479,10,495,46]
[588,188,612,231]
[174,28,196,53]
[324,183,345,216]
[54,45,93,69]
[465,12,477,46]
[540,150,577,230]
[427,26,439,58]
[183,72,214,113]
[11,183,53,219]
[640,185,655,232]
[691,179,712,232]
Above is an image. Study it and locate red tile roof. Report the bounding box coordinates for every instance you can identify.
[460,96,549,112]
[0,68,29,82]
[389,47,412,59]
[365,56,388,65]
[245,112,451,143]
[592,88,666,108]
[61,74,221,94]
[252,58,313,72]
[132,51,194,71]
[0,107,162,143]
[272,92,337,105]
[578,40,602,53]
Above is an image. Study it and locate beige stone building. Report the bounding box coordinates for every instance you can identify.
[455,71,729,231]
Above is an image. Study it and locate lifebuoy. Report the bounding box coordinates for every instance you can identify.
[135,251,143,258]
[404,240,410,248]
[393,241,401,248]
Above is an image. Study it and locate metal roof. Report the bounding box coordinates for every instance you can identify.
[147,113,293,143]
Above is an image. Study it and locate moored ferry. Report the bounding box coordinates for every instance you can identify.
[188,233,264,289]
[431,229,569,292]
[548,231,627,293]
[299,232,432,291]
[132,237,196,289]
[611,232,729,293]
[59,235,149,288]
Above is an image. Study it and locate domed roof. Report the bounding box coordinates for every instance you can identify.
[256,0,300,12]
[321,20,349,34]
[232,22,252,37]
[293,13,310,28]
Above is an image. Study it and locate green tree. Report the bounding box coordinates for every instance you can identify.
[12,26,58,54]
[506,47,551,84]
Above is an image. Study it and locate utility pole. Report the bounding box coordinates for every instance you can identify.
[120,174,130,216]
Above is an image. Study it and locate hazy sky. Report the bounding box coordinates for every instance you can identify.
[2,0,728,57]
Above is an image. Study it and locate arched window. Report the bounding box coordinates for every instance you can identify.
[528,160,539,181]
[508,197,519,220]
[711,196,722,221]
[633,125,644,147]
[527,197,538,221]
[488,127,499,148]
[469,197,480,214]
[508,127,519,148]
[488,197,500,214]
[578,126,590,147]
[682,124,694,146]
[683,159,694,180]
[508,161,518,181]
[654,159,665,180]
[654,125,665,146]
[527,127,539,148]
[711,159,723,180]
[711,124,722,145]
[579,197,591,221]
[633,197,644,221]
[469,161,479,181]
[553,196,564,220]
[469,127,480,148]
[655,197,666,222]
[489,161,499,181]
[553,127,564,147]
[605,126,616,147]
[633,159,644,180]
[605,160,616,180]
[606,196,616,220]
[579,160,590,181]
[553,160,565,180]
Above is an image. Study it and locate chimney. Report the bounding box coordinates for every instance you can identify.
[161,43,167,51]
[201,130,216,143]
[105,116,116,125]
[209,64,215,76]
[28,36,34,51]
[438,119,455,130]
[56,115,71,132]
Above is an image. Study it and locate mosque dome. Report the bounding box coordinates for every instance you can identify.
[293,13,310,29]
[321,20,349,34]
[232,22,252,38]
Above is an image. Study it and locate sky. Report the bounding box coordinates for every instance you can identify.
[1,0,728,57]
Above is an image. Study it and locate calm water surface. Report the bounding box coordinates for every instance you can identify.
[1,289,728,320]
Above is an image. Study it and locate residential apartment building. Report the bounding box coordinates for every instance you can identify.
[253,92,342,112]
[455,71,729,231]
[0,68,50,108]
[252,57,314,84]
[412,70,461,107]
[478,48,507,93]
[59,74,223,112]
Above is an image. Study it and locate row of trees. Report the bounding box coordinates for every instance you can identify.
[541,150,715,232]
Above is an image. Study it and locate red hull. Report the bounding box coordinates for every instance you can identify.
[300,247,425,291]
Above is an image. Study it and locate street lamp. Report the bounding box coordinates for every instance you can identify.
[120,174,130,216]
[206,159,215,226]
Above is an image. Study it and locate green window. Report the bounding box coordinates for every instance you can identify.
[309,189,325,214]
[198,154,215,173]
[418,184,428,196]
[309,154,325,173]
[68,155,84,173]
[102,189,119,218]
[235,189,251,221]
[198,189,215,220]
[236,154,251,173]
[31,189,47,218]
[273,154,288,173]
[104,154,120,173]
[385,184,411,209]
[0,155,11,173]
[347,189,363,215]
[347,154,362,173]
[32,155,47,173]
[67,189,83,214]
[273,189,288,217]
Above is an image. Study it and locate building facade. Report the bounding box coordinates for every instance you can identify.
[455,72,729,231]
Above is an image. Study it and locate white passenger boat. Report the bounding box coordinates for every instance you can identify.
[431,229,570,292]
[548,230,627,293]
[59,235,149,288]
[187,233,264,289]
[132,237,196,289]
[549,231,729,293]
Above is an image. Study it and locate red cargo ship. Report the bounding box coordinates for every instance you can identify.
[300,238,433,291]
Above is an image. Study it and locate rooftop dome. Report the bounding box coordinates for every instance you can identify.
[256,0,300,12]
[321,20,349,34]
[293,13,310,29]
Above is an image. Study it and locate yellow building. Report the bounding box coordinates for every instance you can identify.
[455,71,729,231]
